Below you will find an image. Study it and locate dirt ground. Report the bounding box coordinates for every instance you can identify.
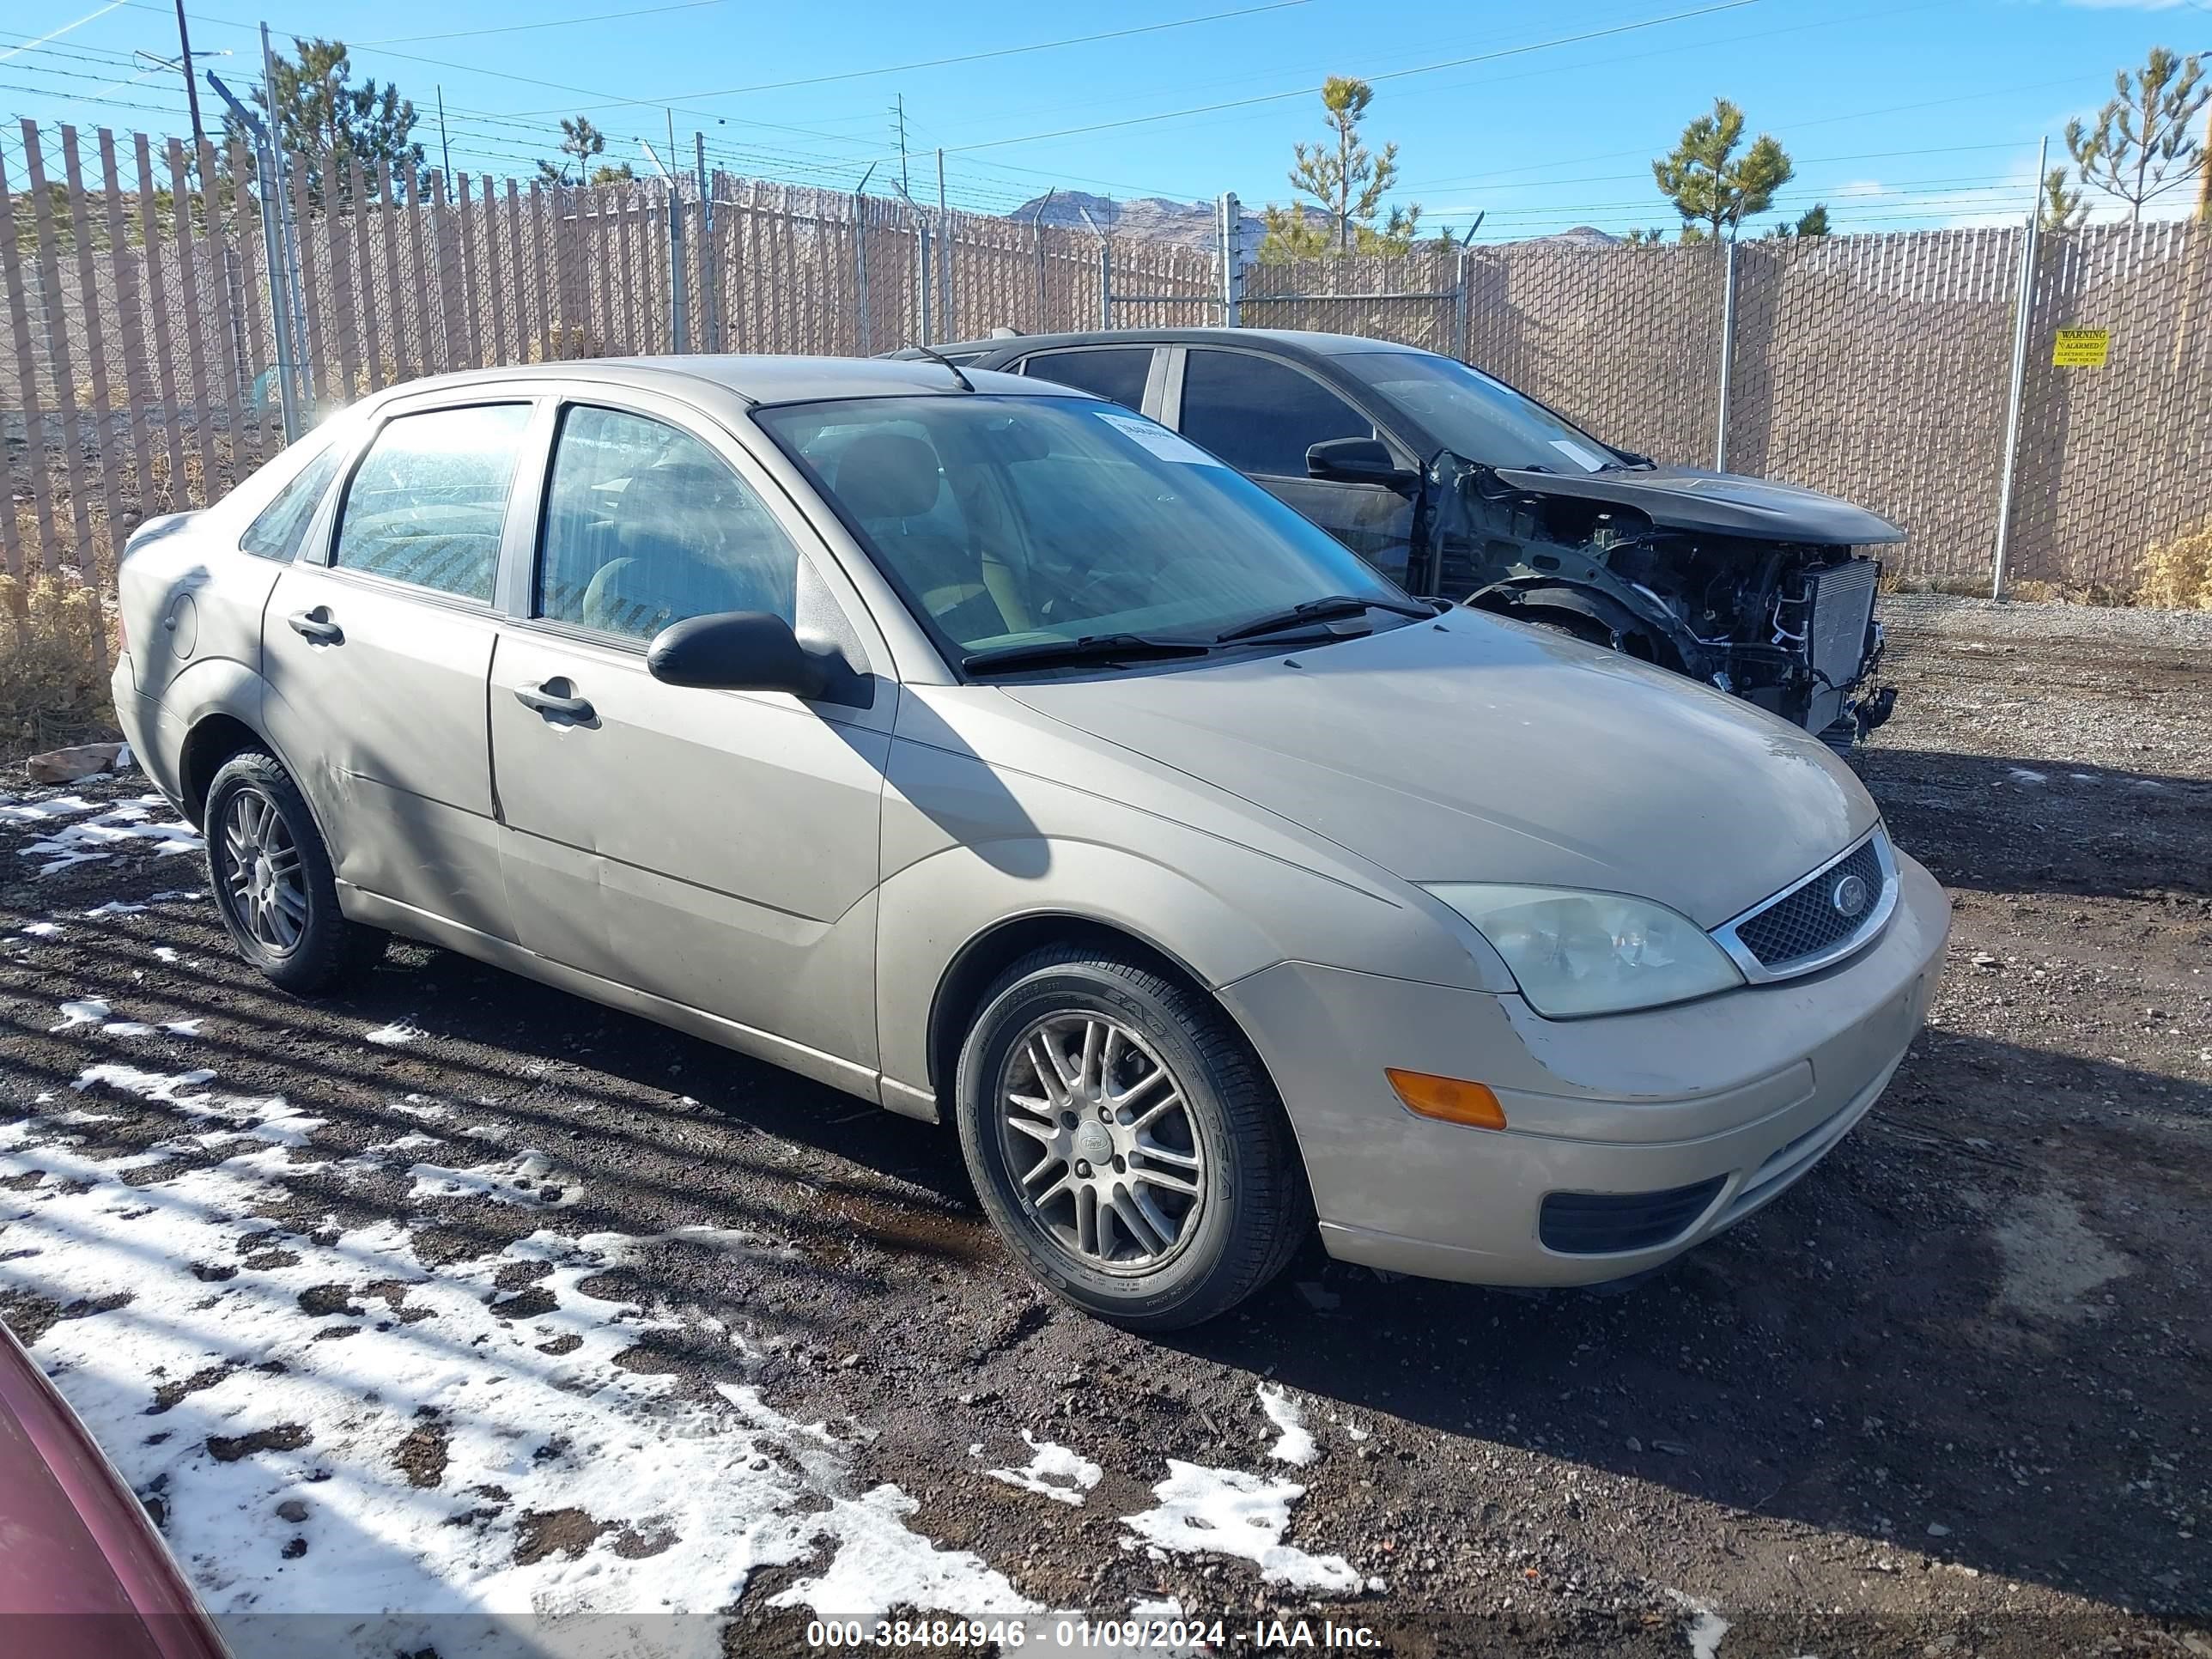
[2,595,2207,1657]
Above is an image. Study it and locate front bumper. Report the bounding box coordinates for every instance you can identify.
[1217,850,1950,1286]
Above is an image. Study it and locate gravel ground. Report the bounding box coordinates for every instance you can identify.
[1,597,2207,1658]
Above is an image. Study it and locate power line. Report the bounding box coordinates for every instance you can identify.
[931,0,1764,156]
[489,0,1316,118]
[358,1,732,48]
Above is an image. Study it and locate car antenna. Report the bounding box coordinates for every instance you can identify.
[910,343,975,393]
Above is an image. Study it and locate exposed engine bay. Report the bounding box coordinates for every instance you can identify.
[1416,450,1900,746]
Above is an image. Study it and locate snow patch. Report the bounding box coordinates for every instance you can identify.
[1257,1383,1318,1466]
[21,805,202,875]
[1121,1461,1362,1595]
[18,921,63,938]
[161,1018,204,1037]
[1664,1590,1731,1659]
[52,998,112,1030]
[2007,767,2047,785]
[408,1150,580,1208]
[985,1431,1103,1506]
[0,793,102,822]
[365,1020,423,1047]
[0,1120,1038,1651]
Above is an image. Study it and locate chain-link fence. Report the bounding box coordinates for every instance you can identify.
[1239,225,2211,592]
[5,115,2209,619]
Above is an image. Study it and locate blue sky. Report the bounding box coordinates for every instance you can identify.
[4,0,2209,238]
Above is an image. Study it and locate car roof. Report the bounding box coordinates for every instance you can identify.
[911,327,1435,362]
[357,354,1084,409]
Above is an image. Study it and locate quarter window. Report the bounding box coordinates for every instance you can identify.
[1178,349,1374,477]
[240,444,342,562]
[333,404,531,601]
[1020,347,1152,411]
[537,404,804,641]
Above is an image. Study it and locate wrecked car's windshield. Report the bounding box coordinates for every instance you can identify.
[1342,351,1626,476]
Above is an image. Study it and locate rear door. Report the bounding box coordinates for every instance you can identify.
[260,396,539,942]
[1015,345,1164,415]
[1169,345,1419,588]
[488,393,894,1080]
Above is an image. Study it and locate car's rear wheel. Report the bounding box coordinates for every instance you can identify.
[204,749,386,994]
[954,945,1309,1330]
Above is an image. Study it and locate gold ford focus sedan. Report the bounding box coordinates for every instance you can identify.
[111,356,1948,1330]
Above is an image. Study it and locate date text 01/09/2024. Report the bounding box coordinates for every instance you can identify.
[802,1617,1383,1650]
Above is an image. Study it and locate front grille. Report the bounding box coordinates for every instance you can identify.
[1734,836,1887,969]
[1539,1177,1726,1255]
[1807,562,1878,690]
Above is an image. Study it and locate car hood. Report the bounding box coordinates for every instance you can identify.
[999,613,1878,927]
[1486,461,1905,545]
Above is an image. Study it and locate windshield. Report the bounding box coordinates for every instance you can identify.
[1340,351,1625,474]
[756,395,1414,661]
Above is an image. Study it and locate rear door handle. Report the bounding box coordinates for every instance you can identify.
[287,608,342,644]
[514,682,596,723]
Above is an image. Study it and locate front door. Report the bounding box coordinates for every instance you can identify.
[1171,346,1419,589]
[260,399,535,940]
[489,400,893,1076]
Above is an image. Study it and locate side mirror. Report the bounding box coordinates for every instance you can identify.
[647,611,826,699]
[1306,436,1416,488]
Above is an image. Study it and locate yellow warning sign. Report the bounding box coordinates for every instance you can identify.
[2052,327,2110,368]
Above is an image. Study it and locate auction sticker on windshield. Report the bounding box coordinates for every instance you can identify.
[1094,408,1227,466]
[1547,437,1610,472]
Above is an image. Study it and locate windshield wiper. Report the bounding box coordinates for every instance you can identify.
[961,633,1216,675]
[1214,594,1433,644]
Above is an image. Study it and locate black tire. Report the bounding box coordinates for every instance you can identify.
[954,945,1310,1331]
[204,748,386,994]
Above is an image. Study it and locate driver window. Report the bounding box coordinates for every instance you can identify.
[538,405,803,641]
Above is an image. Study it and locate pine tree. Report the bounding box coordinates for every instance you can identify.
[539,117,606,185]
[1258,76,1422,259]
[1650,98,1795,242]
[220,37,422,207]
[1765,204,1831,240]
[2066,48,2206,223]
[2039,165,2087,232]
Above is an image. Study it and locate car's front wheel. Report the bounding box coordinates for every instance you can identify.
[954,945,1310,1330]
[204,749,386,994]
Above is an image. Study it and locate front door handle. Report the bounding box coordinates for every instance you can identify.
[287,607,343,644]
[514,681,596,723]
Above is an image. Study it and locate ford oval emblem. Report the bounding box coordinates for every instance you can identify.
[1831,872,1871,920]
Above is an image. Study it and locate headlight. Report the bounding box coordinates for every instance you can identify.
[1423,884,1742,1018]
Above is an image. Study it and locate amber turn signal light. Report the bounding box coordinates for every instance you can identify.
[1385,1068,1508,1130]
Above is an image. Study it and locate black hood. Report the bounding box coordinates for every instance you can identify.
[1488,463,1905,546]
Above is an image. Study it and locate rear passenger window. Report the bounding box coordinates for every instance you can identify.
[537,405,804,641]
[1021,348,1152,411]
[1178,349,1373,477]
[240,445,341,561]
[333,404,531,601]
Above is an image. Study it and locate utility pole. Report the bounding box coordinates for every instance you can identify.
[890,93,909,198]
[435,84,453,182]
[2197,99,2211,222]
[173,0,205,149]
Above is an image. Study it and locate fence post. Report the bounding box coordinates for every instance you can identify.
[1099,234,1112,326]
[1451,245,1470,361]
[1216,191,1243,325]
[695,134,720,353]
[854,192,871,355]
[1991,214,2042,600]
[1713,238,1739,472]
[916,217,933,345]
[666,176,690,353]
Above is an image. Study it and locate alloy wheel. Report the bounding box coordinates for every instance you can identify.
[996,1012,1207,1274]
[221,786,308,953]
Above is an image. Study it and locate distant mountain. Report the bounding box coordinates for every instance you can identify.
[1010,189,1265,261]
[1005,193,1624,255]
[1529,225,1621,246]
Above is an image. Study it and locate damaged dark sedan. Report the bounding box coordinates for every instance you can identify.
[905,329,1902,746]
